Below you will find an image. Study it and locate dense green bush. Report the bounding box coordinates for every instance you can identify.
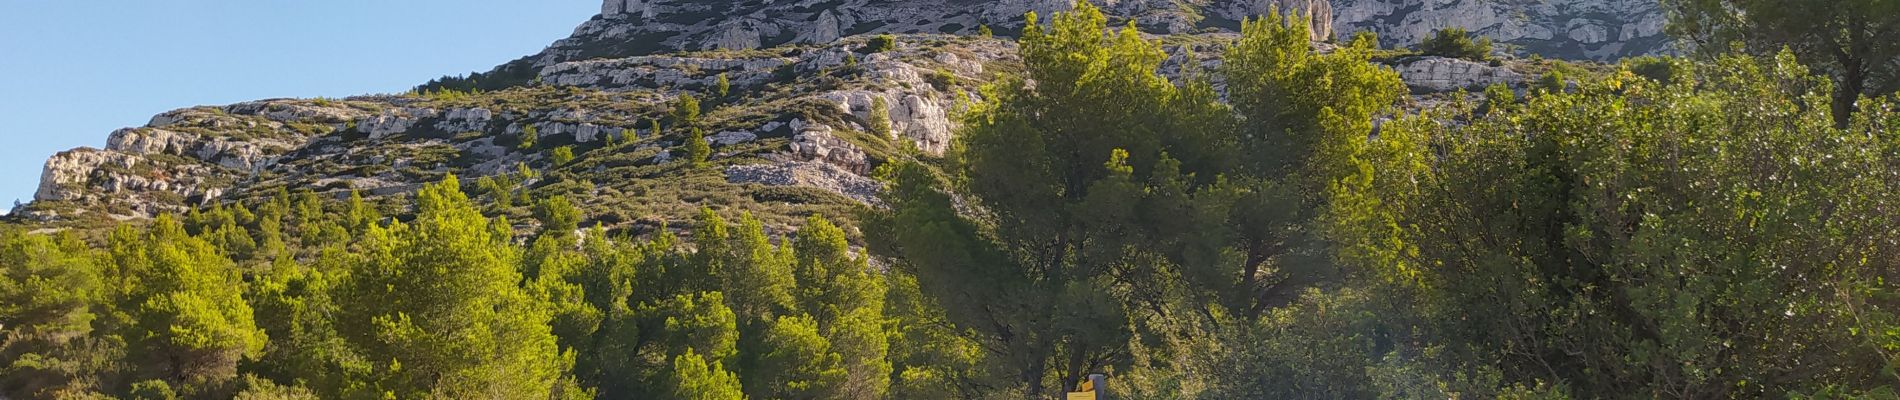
[866,34,896,53]
[1416,27,1492,61]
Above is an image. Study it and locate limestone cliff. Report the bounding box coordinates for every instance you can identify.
[537,0,1660,70]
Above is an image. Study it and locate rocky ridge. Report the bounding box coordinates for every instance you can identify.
[16,0,1613,232]
[533,0,1661,72]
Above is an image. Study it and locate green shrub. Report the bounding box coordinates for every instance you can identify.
[868,97,893,137]
[550,145,575,165]
[1625,56,1689,84]
[687,127,711,168]
[867,34,896,53]
[715,73,731,97]
[1535,70,1566,94]
[1416,27,1492,61]
[518,125,539,150]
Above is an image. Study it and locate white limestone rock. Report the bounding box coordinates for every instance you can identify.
[361,108,438,140]
[1393,56,1524,92]
[436,108,495,134]
[788,123,870,174]
[709,131,758,146]
[726,160,883,205]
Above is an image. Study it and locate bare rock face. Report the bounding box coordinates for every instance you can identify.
[530,0,1659,73]
[726,160,884,206]
[35,149,140,202]
[1394,56,1524,92]
[788,123,871,174]
[534,0,1342,69]
[31,147,226,219]
[1331,0,1667,60]
[822,89,954,156]
[363,108,439,139]
[539,55,795,92]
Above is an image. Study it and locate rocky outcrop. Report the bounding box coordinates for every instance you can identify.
[224,100,370,124]
[540,55,794,92]
[1331,0,1668,59]
[106,128,277,171]
[822,89,954,156]
[519,0,1659,78]
[788,123,871,174]
[1392,56,1525,92]
[509,121,630,144]
[436,108,495,133]
[532,0,1343,71]
[31,147,226,218]
[362,108,438,139]
[35,149,140,202]
[726,160,883,205]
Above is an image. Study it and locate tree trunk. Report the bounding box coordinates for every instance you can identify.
[1023,355,1048,398]
[1833,38,1867,129]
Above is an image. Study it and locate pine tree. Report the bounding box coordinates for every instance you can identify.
[670,348,743,400]
[0,229,110,398]
[673,94,702,126]
[687,127,712,168]
[715,73,731,98]
[335,175,583,399]
[791,215,890,399]
[110,215,267,389]
[520,124,541,150]
[751,314,847,399]
[868,96,893,138]
[719,212,796,323]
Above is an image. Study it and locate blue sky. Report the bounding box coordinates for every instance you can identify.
[0,0,599,210]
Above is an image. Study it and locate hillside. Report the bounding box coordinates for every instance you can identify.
[7,1,1900,399]
[10,0,1633,234]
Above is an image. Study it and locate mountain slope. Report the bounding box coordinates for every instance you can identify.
[10,0,1649,233]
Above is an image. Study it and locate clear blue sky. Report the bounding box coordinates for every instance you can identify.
[0,0,599,211]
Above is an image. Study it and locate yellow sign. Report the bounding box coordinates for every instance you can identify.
[1066,392,1097,400]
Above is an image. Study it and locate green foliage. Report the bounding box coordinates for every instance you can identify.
[1201,289,1384,399]
[1349,30,1379,49]
[552,145,577,165]
[129,379,176,400]
[1481,82,1517,114]
[673,94,702,126]
[0,229,111,398]
[1666,0,1900,126]
[715,74,731,98]
[687,128,712,168]
[12,3,1900,400]
[1415,27,1492,61]
[112,215,268,389]
[669,348,743,400]
[867,96,893,137]
[1339,52,1900,397]
[1623,55,1689,84]
[977,24,993,38]
[520,124,541,150]
[867,34,896,53]
[1534,69,1566,94]
[335,175,581,399]
[752,314,847,398]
